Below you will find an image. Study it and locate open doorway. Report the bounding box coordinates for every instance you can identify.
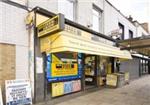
[84,55,97,89]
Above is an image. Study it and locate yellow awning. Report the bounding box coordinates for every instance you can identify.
[40,31,132,59]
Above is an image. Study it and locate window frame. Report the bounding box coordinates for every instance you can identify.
[129,30,133,39]
[92,4,103,32]
[58,0,77,21]
[118,22,125,40]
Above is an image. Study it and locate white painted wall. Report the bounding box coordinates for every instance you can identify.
[10,0,28,5]
[16,45,29,79]
[0,2,29,79]
[104,1,136,39]
[104,1,149,39]
[28,0,58,13]
[136,26,149,37]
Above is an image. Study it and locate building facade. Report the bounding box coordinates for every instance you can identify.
[0,0,149,104]
[0,1,29,92]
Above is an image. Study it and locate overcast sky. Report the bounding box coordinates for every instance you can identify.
[107,0,150,28]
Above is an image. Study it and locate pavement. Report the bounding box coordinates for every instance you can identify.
[36,75,150,105]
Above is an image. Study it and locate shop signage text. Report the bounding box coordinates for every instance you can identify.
[5,79,32,105]
[37,13,65,37]
[64,24,114,46]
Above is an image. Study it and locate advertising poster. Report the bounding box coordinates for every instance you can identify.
[64,81,73,94]
[51,52,78,77]
[52,80,81,97]
[46,52,82,82]
[72,80,81,92]
[36,57,43,73]
[0,86,3,105]
[52,82,64,97]
[5,79,32,105]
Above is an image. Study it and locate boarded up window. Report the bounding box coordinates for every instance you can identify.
[0,43,16,90]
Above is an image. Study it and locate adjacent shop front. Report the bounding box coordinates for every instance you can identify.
[27,7,132,102]
[119,37,150,79]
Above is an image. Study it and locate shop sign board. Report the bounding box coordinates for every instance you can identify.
[37,13,65,37]
[0,86,3,105]
[46,53,82,82]
[40,24,114,53]
[5,79,32,105]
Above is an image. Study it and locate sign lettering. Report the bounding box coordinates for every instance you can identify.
[5,80,32,105]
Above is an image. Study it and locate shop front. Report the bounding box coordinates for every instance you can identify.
[26,7,132,102]
[36,13,132,98]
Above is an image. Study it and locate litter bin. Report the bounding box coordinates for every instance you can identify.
[114,73,125,87]
[106,72,126,88]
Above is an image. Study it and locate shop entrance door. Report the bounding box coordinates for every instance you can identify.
[84,55,97,89]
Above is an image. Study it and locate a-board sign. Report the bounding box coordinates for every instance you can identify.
[106,74,118,87]
[37,13,65,37]
[5,79,32,105]
[0,86,3,105]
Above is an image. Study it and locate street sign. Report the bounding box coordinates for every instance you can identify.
[5,79,32,105]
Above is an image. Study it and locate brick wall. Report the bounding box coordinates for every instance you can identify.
[0,43,15,91]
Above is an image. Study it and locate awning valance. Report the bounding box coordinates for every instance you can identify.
[40,31,132,59]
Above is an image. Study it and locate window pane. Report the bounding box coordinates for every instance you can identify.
[58,0,74,21]
[93,9,99,17]
[92,15,99,32]
[92,8,100,32]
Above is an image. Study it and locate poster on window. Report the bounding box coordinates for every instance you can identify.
[46,52,82,82]
[5,79,32,105]
[0,86,3,105]
[52,82,64,97]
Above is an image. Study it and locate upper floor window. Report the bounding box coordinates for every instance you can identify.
[118,23,124,40]
[129,30,133,39]
[92,5,102,32]
[58,0,77,21]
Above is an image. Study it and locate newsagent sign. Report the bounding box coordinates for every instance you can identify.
[37,13,65,37]
[5,79,32,105]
